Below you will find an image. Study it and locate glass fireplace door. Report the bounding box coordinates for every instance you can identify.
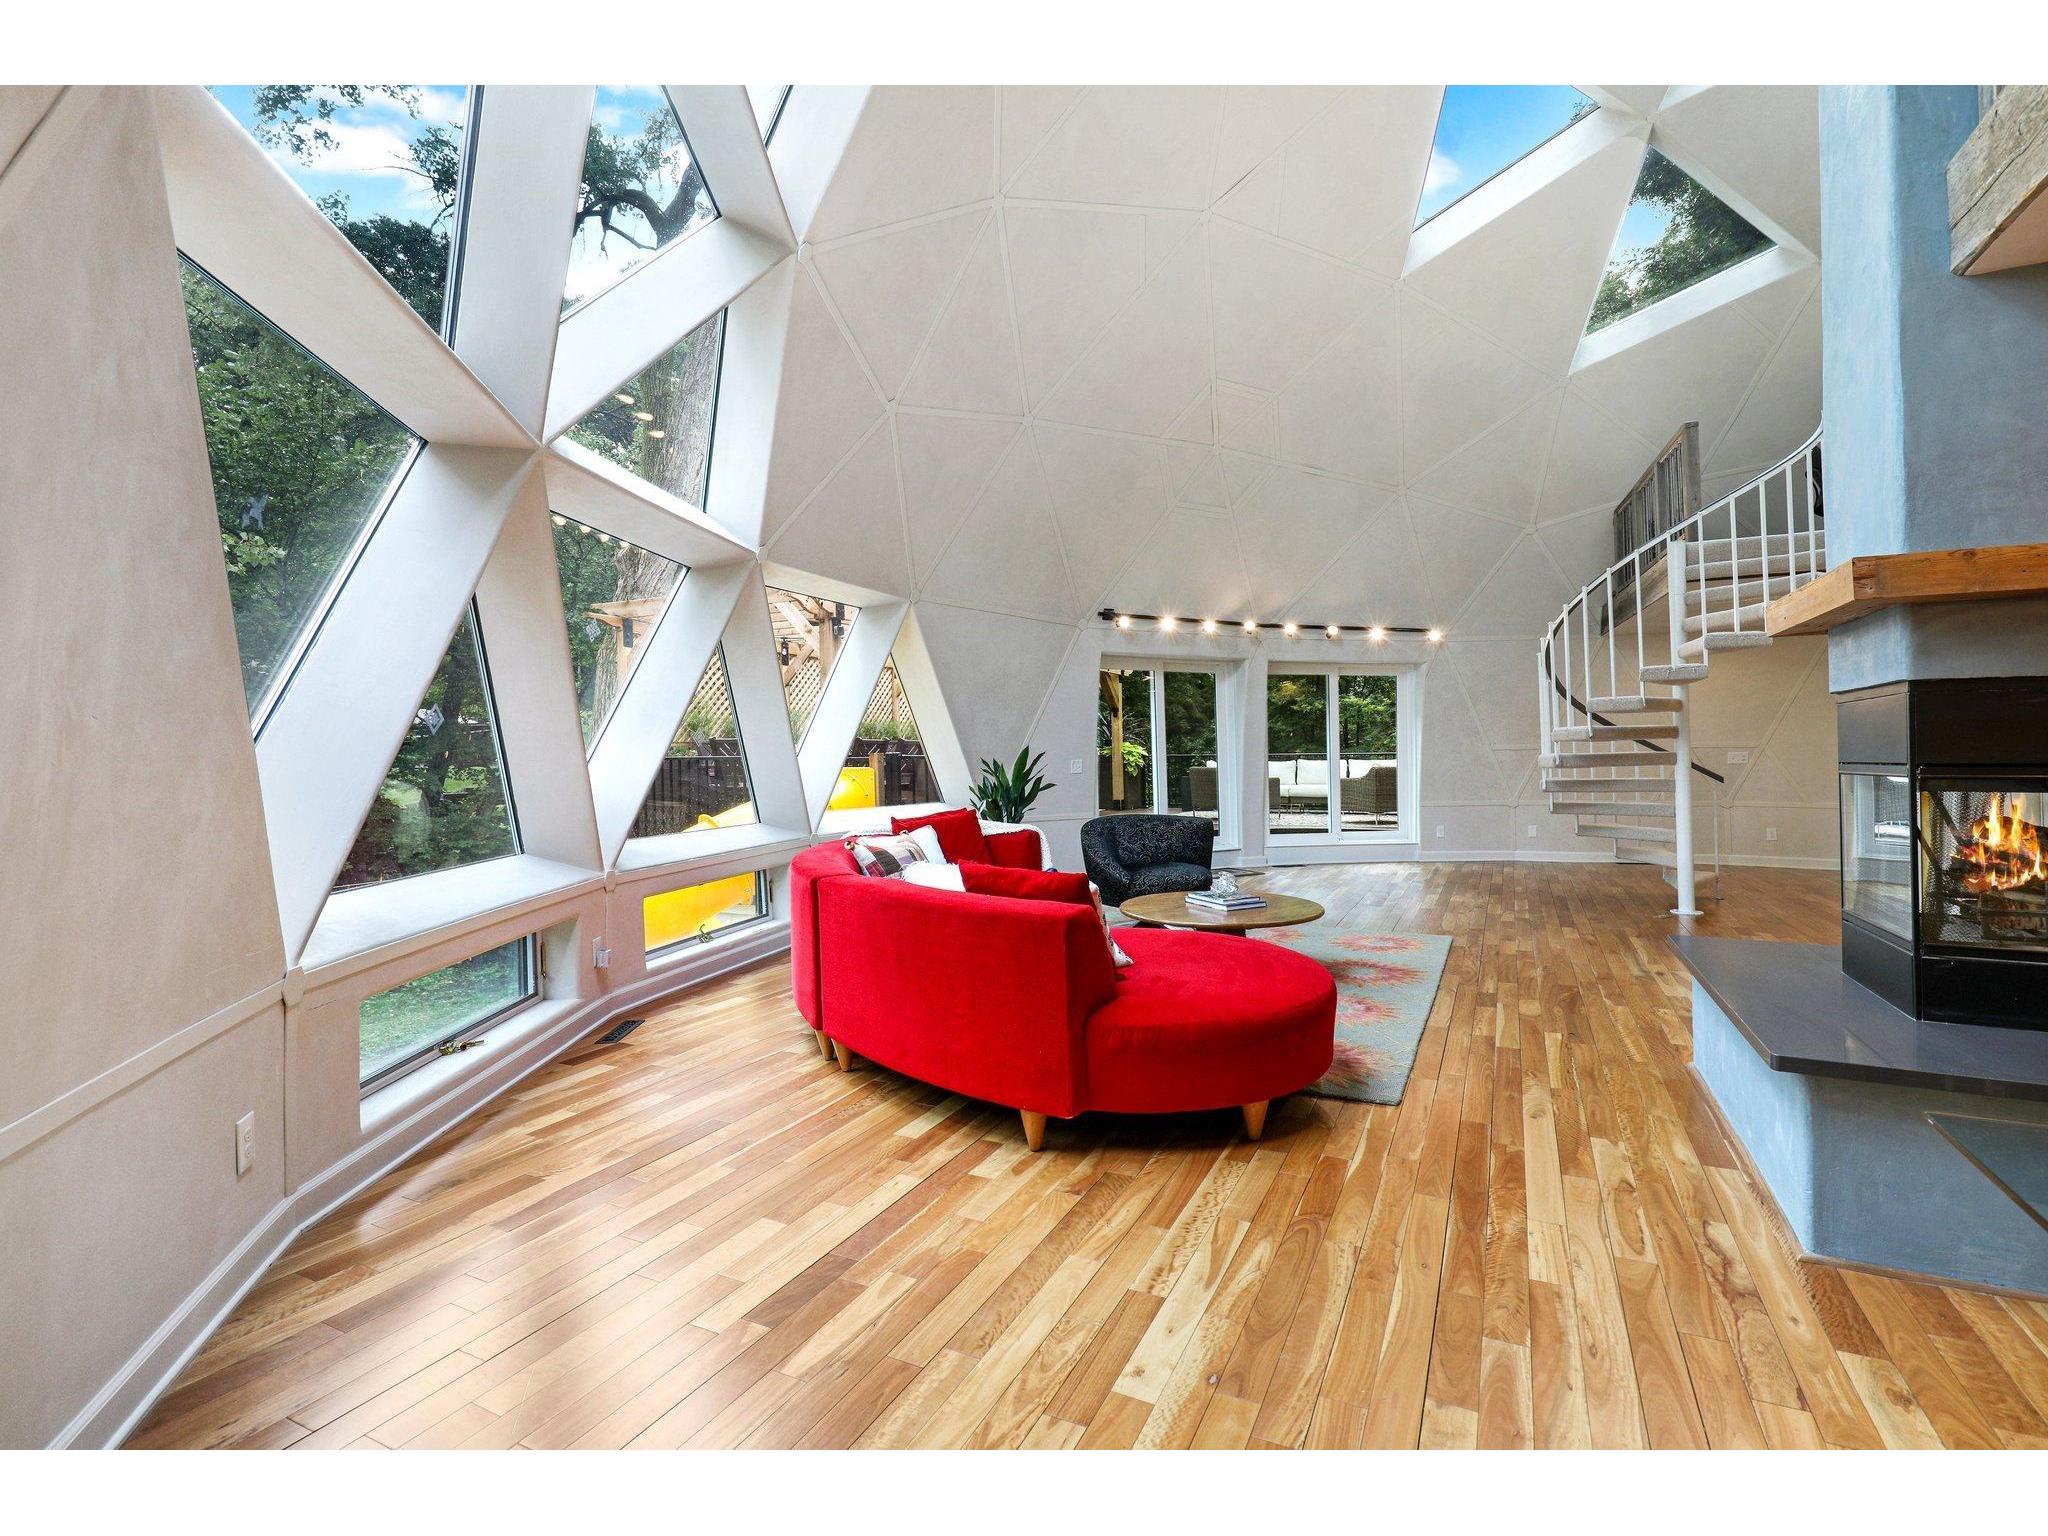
[1918,778,2048,954]
[1841,772,1913,940]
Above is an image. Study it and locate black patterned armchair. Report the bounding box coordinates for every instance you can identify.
[1080,815,1216,906]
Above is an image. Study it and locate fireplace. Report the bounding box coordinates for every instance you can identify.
[1838,677,2048,1029]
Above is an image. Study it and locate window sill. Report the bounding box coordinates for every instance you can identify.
[303,855,602,982]
[614,822,813,887]
[358,992,573,1135]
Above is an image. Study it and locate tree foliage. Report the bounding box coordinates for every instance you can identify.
[1588,149,1772,332]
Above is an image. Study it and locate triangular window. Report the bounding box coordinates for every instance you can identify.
[832,659,935,812]
[630,647,757,839]
[208,85,475,331]
[767,587,860,745]
[564,86,718,313]
[1415,86,1600,227]
[550,516,687,751]
[182,257,419,722]
[1586,148,1773,333]
[565,310,725,510]
[335,602,519,890]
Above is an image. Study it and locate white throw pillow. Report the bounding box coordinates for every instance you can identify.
[902,824,948,865]
[900,862,966,892]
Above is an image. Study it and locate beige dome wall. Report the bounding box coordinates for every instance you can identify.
[754,86,1828,866]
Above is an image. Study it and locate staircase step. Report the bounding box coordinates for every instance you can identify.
[1540,748,1675,769]
[1691,531,1824,556]
[1549,801,1678,819]
[1551,723,1681,743]
[1683,601,1772,636]
[1640,663,1710,684]
[1615,842,1682,870]
[1541,776,1676,795]
[1577,821,1678,843]
[1677,630,1774,661]
[1589,695,1682,713]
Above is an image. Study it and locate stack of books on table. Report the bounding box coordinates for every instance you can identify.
[1186,888,1266,913]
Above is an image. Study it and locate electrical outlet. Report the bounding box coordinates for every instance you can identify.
[1069,758,1084,775]
[1727,749,1751,765]
[234,1112,255,1177]
[1435,824,1446,839]
[592,939,611,969]
[1526,823,1538,838]
[1765,826,1778,842]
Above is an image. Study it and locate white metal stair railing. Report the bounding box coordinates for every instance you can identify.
[1535,427,1825,916]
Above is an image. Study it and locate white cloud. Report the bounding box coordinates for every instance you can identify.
[1422,150,1461,197]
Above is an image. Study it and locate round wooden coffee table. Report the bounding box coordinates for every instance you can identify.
[1119,890,1324,939]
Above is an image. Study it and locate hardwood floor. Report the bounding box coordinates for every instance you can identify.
[129,863,2048,1450]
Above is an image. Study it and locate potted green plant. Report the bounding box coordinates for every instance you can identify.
[970,747,1052,825]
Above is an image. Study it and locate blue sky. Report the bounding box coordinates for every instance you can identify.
[209,85,469,226]
[1416,85,1599,226]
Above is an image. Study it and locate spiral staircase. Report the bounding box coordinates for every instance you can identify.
[1536,426,1826,914]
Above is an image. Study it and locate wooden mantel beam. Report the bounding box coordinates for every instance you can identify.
[1767,541,2048,636]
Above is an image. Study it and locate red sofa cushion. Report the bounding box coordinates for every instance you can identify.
[890,807,991,864]
[1083,927,1335,1115]
[957,862,1091,906]
[981,828,1044,868]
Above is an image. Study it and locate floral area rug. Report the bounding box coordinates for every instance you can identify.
[1252,927,1452,1105]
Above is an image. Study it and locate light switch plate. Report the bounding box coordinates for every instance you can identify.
[1727,749,1750,765]
[235,1112,255,1177]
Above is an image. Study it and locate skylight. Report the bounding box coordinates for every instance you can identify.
[563,86,719,313]
[209,85,472,331]
[749,85,792,144]
[550,517,687,752]
[1586,148,1773,333]
[1415,86,1600,227]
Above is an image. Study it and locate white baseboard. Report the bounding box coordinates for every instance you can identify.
[64,921,791,1450]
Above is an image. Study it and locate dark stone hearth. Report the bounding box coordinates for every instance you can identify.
[1670,935,2048,1101]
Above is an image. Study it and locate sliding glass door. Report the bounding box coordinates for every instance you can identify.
[1267,669,1406,839]
[1099,666,1223,834]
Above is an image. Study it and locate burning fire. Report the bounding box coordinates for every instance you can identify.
[1955,794,2048,894]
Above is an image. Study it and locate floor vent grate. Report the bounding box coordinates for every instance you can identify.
[596,1018,644,1045]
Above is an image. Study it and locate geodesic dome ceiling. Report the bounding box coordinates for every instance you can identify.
[759,85,1822,652]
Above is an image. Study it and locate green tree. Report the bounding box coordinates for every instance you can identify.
[1588,149,1772,332]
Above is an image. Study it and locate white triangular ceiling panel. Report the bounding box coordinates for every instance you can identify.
[1535,389,1657,523]
[898,216,1026,416]
[1210,220,1373,394]
[809,208,987,400]
[1653,85,1822,253]
[1034,424,1172,610]
[1404,497,1517,620]
[1004,204,1145,409]
[761,266,886,540]
[912,600,1075,770]
[1211,86,1338,200]
[1105,509,1251,620]
[1008,86,1222,210]
[766,423,909,597]
[1000,86,1081,188]
[1706,285,1822,474]
[1284,499,1432,626]
[921,431,1077,621]
[1407,389,1561,524]
[1038,233,1210,437]
[1570,296,1777,457]
[809,87,995,243]
[1273,288,1400,484]
[1398,294,1553,480]
[1276,87,1441,277]
[896,412,1021,584]
[1234,468,1395,617]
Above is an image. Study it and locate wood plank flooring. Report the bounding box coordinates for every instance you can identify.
[129,863,2048,1449]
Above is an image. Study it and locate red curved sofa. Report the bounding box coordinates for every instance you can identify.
[789,838,1336,1149]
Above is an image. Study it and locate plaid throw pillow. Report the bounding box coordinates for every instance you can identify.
[845,832,931,878]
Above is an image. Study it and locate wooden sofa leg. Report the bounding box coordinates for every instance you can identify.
[1020,1111,1047,1152]
[813,1029,830,1059]
[1242,1100,1269,1141]
[832,1040,853,1072]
